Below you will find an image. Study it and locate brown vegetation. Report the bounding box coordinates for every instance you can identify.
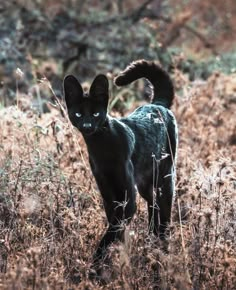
[0,70,235,289]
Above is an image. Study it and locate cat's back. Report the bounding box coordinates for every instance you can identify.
[120,103,177,164]
[121,103,175,140]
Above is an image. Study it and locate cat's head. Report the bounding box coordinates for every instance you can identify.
[63,74,109,136]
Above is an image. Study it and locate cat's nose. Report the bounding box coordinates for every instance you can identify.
[83,123,92,129]
[82,123,93,134]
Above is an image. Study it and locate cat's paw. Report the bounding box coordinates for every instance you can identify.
[89,263,112,285]
[68,269,81,285]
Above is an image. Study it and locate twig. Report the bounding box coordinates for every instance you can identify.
[177,198,192,287]
[14,160,23,206]
[128,0,155,23]
[184,24,217,54]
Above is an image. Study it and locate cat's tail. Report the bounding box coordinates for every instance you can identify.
[114,60,174,108]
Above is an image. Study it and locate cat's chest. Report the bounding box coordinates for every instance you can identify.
[88,150,125,179]
[84,121,134,160]
[86,137,127,171]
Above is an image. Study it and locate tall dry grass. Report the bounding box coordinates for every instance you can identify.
[0,71,235,289]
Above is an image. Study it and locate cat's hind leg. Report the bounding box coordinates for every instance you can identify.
[137,181,159,235]
[137,162,174,239]
[155,161,175,239]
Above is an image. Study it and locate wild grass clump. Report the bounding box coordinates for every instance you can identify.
[0,71,235,289]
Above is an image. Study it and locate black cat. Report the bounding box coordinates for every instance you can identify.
[63,60,178,268]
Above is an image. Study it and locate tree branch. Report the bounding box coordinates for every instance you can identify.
[87,0,154,27]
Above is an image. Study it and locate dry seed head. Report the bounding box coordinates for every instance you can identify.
[15,68,24,79]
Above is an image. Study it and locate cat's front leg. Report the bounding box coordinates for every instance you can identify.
[91,160,136,277]
[90,192,136,282]
[93,193,136,263]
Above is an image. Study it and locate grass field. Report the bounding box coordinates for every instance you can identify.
[0,71,235,289]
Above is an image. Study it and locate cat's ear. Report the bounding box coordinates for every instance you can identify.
[89,74,109,106]
[63,75,83,109]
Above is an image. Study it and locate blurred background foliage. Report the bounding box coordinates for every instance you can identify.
[0,0,235,107]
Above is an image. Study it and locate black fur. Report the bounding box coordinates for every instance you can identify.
[63,60,178,269]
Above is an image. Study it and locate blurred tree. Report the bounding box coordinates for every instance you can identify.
[0,0,235,105]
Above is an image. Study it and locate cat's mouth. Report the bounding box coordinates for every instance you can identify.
[80,127,97,136]
[79,121,107,136]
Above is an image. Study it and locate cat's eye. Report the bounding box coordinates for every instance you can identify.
[75,112,82,118]
[93,112,100,117]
